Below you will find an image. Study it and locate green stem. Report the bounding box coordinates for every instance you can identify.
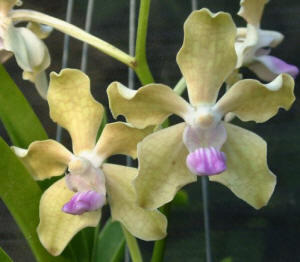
[91,216,102,262]
[150,203,172,262]
[122,226,143,262]
[173,77,186,95]
[10,9,136,68]
[134,0,154,85]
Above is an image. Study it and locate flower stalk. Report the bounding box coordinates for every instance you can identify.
[10,9,136,68]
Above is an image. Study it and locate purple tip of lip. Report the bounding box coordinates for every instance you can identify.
[62,191,105,215]
[268,56,299,78]
[186,147,226,176]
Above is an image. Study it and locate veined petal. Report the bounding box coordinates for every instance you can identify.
[210,123,276,209]
[48,69,104,155]
[176,9,237,106]
[135,123,196,210]
[214,74,295,123]
[94,122,153,160]
[107,82,193,128]
[103,163,167,241]
[238,0,269,27]
[249,55,299,82]
[12,139,72,180]
[37,178,101,256]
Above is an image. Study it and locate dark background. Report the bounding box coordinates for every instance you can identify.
[1,0,300,261]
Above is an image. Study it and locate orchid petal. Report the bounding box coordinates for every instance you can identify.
[176,9,237,105]
[94,122,153,160]
[37,178,101,256]
[210,123,276,209]
[214,73,295,123]
[103,163,167,241]
[249,55,299,81]
[12,139,72,180]
[238,0,268,27]
[0,0,19,16]
[4,25,49,72]
[135,123,196,210]
[48,69,104,154]
[0,50,13,63]
[23,70,48,99]
[107,82,193,128]
[257,29,283,48]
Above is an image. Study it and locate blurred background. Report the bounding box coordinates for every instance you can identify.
[0,0,300,261]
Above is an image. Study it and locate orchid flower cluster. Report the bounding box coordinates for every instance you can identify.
[0,0,298,261]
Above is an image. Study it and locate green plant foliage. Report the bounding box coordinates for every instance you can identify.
[173,190,189,207]
[0,247,13,262]
[0,65,47,148]
[93,219,125,262]
[0,138,71,262]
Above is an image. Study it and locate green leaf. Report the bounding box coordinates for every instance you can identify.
[92,219,125,262]
[0,138,71,262]
[221,257,233,262]
[0,65,48,148]
[0,247,13,262]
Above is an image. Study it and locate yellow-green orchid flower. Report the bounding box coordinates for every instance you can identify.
[107,9,295,211]
[235,0,298,81]
[0,0,51,98]
[12,69,167,256]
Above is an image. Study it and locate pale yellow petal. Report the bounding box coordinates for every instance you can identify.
[94,122,153,160]
[176,9,237,106]
[238,0,269,27]
[210,123,276,209]
[135,123,196,210]
[214,74,295,123]
[12,139,72,180]
[107,82,193,128]
[103,163,167,241]
[0,0,18,15]
[37,178,101,256]
[48,69,104,154]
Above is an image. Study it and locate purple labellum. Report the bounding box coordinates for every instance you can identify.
[62,191,105,215]
[186,147,226,176]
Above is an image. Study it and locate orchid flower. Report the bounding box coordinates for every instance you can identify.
[235,0,299,81]
[107,9,295,211]
[0,0,51,98]
[12,69,167,256]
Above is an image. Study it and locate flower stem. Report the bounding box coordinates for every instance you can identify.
[134,0,154,85]
[201,176,212,262]
[122,226,143,262]
[10,9,136,68]
[150,203,171,262]
[173,77,186,95]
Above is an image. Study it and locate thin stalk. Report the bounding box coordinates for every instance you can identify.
[56,0,73,142]
[150,203,171,262]
[201,176,212,262]
[81,0,95,72]
[134,0,154,85]
[10,9,135,68]
[122,226,143,262]
[173,77,186,96]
